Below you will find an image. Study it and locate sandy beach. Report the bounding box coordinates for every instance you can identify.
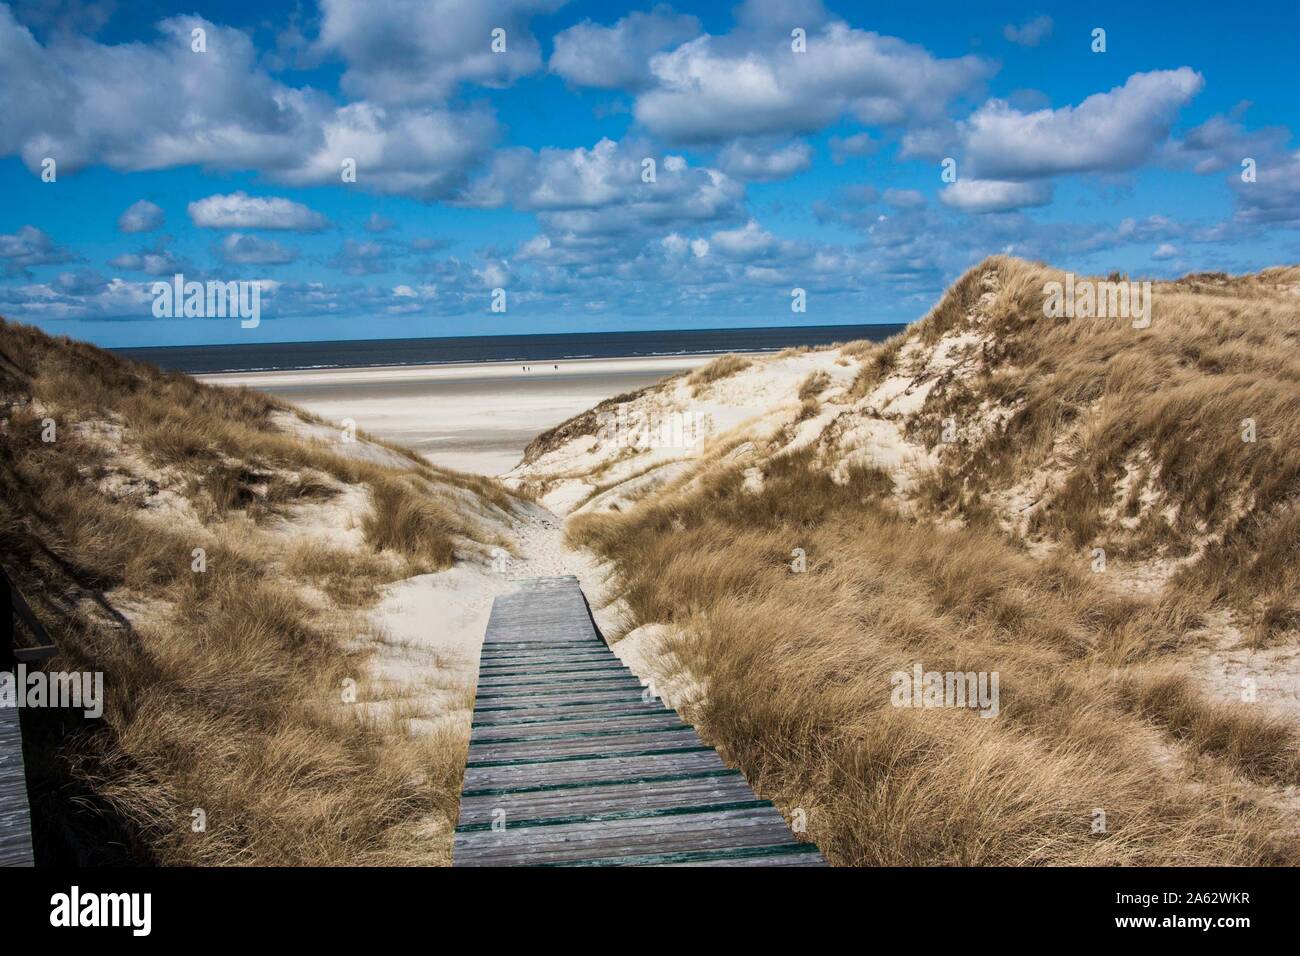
[199,354,713,475]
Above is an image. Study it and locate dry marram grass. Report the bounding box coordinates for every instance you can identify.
[561,255,1300,866]
[0,317,520,864]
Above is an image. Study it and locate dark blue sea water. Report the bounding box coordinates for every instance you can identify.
[110,324,904,374]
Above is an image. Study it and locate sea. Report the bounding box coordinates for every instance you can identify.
[110,324,906,374]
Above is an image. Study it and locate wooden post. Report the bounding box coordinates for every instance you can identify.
[0,571,13,672]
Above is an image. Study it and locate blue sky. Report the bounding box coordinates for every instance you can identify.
[1,0,1298,347]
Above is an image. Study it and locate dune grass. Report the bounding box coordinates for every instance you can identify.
[362,476,459,569]
[797,369,831,400]
[687,353,752,395]
[900,257,1300,637]
[570,411,1299,863]
[0,316,516,865]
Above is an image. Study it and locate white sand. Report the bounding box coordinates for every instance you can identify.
[364,503,628,734]
[505,347,867,514]
[194,354,724,733]
[200,355,712,477]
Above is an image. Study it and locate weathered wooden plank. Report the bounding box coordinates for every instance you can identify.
[459,798,775,834]
[479,645,609,656]
[483,608,596,627]
[476,674,634,692]
[476,683,640,702]
[474,688,649,709]
[456,575,826,867]
[470,712,685,743]
[557,843,826,867]
[476,662,625,679]
[479,577,603,647]
[481,638,598,650]
[478,657,613,670]
[0,779,31,801]
[454,806,798,866]
[475,691,644,710]
[457,775,766,829]
[0,705,35,867]
[478,659,614,672]
[666,850,829,867]
[475,672,636,691]
[469,719,692,743]
[478,657,622,670]
[472,702,671,726]
[462,749,731,794]
[467,728,704,765]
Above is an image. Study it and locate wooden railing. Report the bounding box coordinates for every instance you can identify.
[0,565,58,668]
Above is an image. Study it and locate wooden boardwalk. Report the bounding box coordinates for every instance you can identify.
[454,576,826,867]
[0,705,34,867]
[2,568,44,867]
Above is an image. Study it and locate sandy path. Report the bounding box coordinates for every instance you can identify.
[364,503,624,735]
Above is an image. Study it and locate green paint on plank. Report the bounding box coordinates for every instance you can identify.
[471,708,671,728]
[460,768,742,798]
[456,799,772,832]
[470,723,695,746]
[465,745,712,769]
[529,842,824,867]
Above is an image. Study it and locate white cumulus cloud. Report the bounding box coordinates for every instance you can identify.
[961,68,1204,180]
[634,21,993,144]
[117,200,164,234]
[316,0,562,104]
[939,179,1052,214]
[550,7,701,90]
[216,233,299,265]
[716,140,813,181]
[188,192,329,232]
